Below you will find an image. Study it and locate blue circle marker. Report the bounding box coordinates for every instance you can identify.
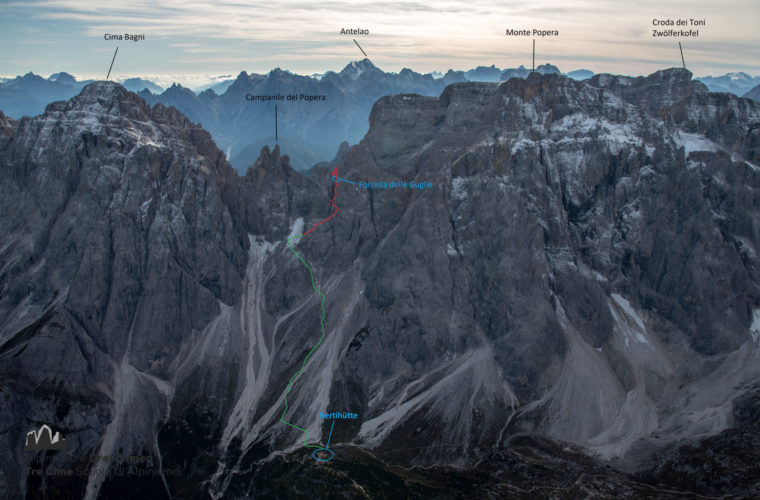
[312,447,334,462]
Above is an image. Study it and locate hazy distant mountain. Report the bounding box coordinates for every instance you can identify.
[47,72,78,86]
[502,65,533,79]
[140,59,453,160]
[0,62,595,128]
[567,69,594,80]
[464,65,503,82]
[194,77,236,95]
[0,72,91,118]
[129,60,598,161]
[696,72,760,96]
[501,63,560,80]
[442,69,467,84]
[745,84,760,101]
[120,77,163,94]
[539,63,561,74]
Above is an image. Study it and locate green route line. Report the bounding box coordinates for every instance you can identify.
[278,170,339,450]
[278,235,328,449]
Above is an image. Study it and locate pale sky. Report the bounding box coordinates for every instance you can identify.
[1,0,758,84]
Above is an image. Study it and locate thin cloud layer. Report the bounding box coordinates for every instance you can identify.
[1,0,758,79]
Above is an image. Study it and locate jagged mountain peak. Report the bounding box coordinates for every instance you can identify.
[230,70,250,86]
[648,66,695,81]
[77,79,129,97]
[57,80,149,117]
[269,67,292,78]
[39,81,227,158]
[249,144,294,172]
[48,72,77,85]
[340,58,381,78]
[587,67,707,113]
[223,70,266,95]
[157,82,200,103]
[265,68,313,87]
[498,70,579,97]
[501,63,561,81]
[167,81,194,92]
[332,140,350,163]
[1,72,50,89]
[590,67,693,86]
[443,69,467,84]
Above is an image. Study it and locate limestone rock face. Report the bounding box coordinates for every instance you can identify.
[2,70,760,498]
[0,81,248,498]
[0,110,17,139]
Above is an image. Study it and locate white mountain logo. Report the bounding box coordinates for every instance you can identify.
[24,424,66,451]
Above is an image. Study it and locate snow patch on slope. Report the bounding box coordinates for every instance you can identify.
[609,293,648,346]
[550,114,647,155]
[287,217,304,243]
[451,177,467,201]
[751,309,760,343]
[675,130,718,155]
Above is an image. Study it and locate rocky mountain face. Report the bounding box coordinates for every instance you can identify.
[0,81,253,498]
[1,68,760,498]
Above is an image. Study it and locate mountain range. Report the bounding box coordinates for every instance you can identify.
[0,61,591,173]
[115,60,590,172]
[121,77,164,94]
[0,72,93,118]
[0,73,161,119]
[1,65,760,498]
[5,63,758,176]
[695,72,760,96]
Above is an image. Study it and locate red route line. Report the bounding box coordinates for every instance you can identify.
[302,166,340,237]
